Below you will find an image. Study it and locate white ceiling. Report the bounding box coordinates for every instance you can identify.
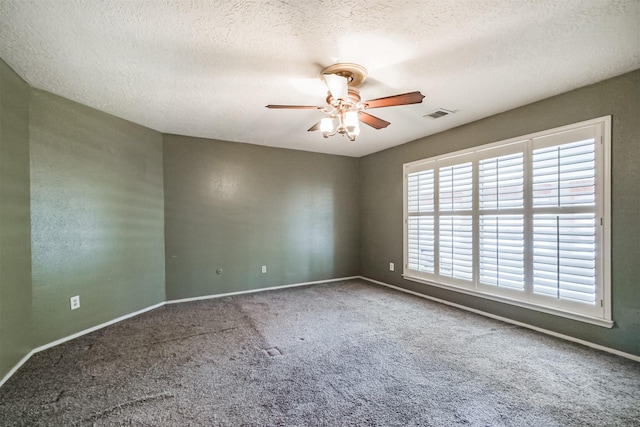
[1,1,638,157]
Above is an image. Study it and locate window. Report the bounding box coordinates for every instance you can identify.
[403,117,611,327]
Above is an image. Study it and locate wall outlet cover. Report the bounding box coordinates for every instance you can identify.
[389,262,395,271]
[70,295,80,310]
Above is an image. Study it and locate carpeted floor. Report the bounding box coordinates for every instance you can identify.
[1,279,638,426]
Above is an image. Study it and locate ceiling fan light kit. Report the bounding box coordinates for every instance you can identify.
[266,63,425,142]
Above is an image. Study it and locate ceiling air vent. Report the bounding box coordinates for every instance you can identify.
[424,108,455,119]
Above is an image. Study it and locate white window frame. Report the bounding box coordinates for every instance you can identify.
[403,116,612,328]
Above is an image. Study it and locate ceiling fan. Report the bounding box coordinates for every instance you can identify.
[266,63,425,141]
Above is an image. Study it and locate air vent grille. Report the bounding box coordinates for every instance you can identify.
[424,108,455,119]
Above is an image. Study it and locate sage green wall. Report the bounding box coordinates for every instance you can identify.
[360,70,640,356]
[0,60,32,377]
[163,135,360,300]
[1,58,637,386]
[29,89,166,347]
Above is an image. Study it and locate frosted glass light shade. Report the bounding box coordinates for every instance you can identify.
[344,111,358,127]
[320,117,333,132]
[345,111,359,138]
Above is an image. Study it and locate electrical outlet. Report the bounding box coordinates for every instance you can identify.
[70,295,80,310]
[389,262,395,271]
[261,265,267,273]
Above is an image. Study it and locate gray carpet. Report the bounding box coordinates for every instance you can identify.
[1,279,638,426]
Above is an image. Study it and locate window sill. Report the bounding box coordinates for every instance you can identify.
[402,274,614,329]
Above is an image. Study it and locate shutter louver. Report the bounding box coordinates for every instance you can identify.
[479,153,524,210]
[532,214,596,303]
[479,215,524,289]
[439,163,472,211]
[439,216,473,281]
[533,139,595,208]
[407,217,435,273]
[407,170,434,273]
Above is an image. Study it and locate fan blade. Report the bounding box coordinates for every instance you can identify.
[308,122,321,132]
[265,105,323,109]
[322,73,348,100]
[359,112,391,130]
[363,91,425,109]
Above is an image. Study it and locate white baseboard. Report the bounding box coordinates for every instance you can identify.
[0,301,165,389]
[0,276,359,388]
[33,302,166,354]
[165,276,359,305]
[3,274,636,389]
[0,350,35,389]
[360,276,640,363]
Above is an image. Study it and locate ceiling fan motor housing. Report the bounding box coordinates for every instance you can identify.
[321,63,368,88]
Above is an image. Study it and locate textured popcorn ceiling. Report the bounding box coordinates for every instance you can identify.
[1,1,638,157]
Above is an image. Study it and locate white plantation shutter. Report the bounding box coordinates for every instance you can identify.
[439,216,473,280]
[478,151,525,290]
[532,214,596,303]
[407,170,434,212]
[407,217,434,272]
[439,162,473,211]
[532,138,595,208]
[407,169,435,273]
[531,131,598,305]
[479,215,524,289]
[438,162,473,282]
[403,118,609,324]
[479,153,524,210]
